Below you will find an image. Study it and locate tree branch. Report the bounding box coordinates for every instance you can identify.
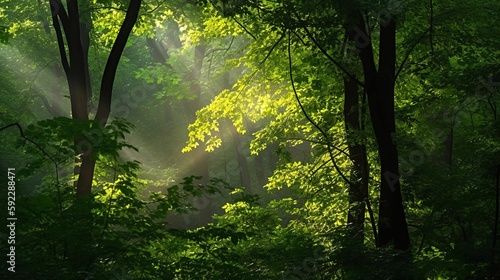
[287,30,352,187]
[50,0,70,76]
[0,123,59,182]
[232,16,256,40]
[94,0,142,125]
[291,10,364,89]
[395,27,430,81]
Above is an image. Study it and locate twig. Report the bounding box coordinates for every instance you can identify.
[232,16,256,40]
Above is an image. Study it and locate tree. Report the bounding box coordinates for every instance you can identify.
[49,0,142,197]
[344,9,410,250]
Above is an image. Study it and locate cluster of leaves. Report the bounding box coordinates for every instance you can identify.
[181,0,500,278]
[0,116,240,278]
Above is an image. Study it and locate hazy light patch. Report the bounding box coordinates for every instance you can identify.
[0,45,69,119]
[116,129,177,183]
[119,124,213,186]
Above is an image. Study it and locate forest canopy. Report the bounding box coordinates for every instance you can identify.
[0,0,499,279]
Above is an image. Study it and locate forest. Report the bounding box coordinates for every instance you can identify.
[0,0,499,279]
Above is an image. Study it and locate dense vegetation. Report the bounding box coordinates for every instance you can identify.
[0,0,499,279]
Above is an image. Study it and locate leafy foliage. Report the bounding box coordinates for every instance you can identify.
[1,0,500,279]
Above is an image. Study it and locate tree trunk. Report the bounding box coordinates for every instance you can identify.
[343,75,369,241]
[79,1,93,104]
[350,13,410,250]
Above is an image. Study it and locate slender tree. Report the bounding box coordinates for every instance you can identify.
[49,0,142,197]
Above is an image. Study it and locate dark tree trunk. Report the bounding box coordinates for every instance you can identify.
[373,18,409,250]
[79,1,93,103]
[349,13,410,250]
[343,75,369,240]
[81,23,92,102]
[65,0,89,122]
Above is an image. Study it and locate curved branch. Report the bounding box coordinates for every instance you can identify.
[50,0,70,27]
[281,137,350,158]
[2,123,63,211]
[287,31,352,187]
[232,16,257,40]
[395,27,431,81]
[227,31,286,97]
[1,123,56,165]
[258,31,285,68]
